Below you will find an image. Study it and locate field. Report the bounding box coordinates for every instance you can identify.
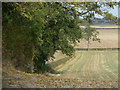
[75,29,118,49]
[90,23,118,27]
[47,28,118,88]
[3,50,118,88]
[54,50,118,81]
[50,29,118,82]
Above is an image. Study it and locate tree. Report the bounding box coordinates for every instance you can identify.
[104,12,117,24]
[2,2,35,72]
[115,17,119,25]
[2,2,82,73]
[2,2,117,73]
[82,25,100,50]
[33,3,82,73]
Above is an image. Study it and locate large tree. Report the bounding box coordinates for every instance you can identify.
[2,2,118,73]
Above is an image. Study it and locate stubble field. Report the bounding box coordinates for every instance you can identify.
[75,29,118,49]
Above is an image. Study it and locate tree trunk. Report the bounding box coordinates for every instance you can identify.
[88,38,90,51]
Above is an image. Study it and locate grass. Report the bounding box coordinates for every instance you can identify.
[48,55,71,71]
[2,50,118,88]
[53,50,118,81]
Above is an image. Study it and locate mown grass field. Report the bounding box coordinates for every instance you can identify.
[54,50,118,81]
[3,50,118,88]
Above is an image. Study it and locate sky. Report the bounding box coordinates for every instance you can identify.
[109,6,118,17]
[96,5,119,18]
[78,4,119,19]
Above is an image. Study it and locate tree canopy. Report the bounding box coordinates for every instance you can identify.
[2,2,118,73]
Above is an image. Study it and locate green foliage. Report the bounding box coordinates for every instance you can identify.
[82,25,100,50]
[32,2,82,73]
[2,2,82,73]
[104,12,117,24]
[2,2,34,72]
[82,25,100,42]
[2,2,117,73]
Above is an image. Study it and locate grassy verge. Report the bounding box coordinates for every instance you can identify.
[48,56,71,69]
[47,55,71,74]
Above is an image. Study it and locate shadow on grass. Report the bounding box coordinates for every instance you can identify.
[50,69,65,74]
[46,57,71,75]
[45,64,65,74]
[48,57,71,68]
